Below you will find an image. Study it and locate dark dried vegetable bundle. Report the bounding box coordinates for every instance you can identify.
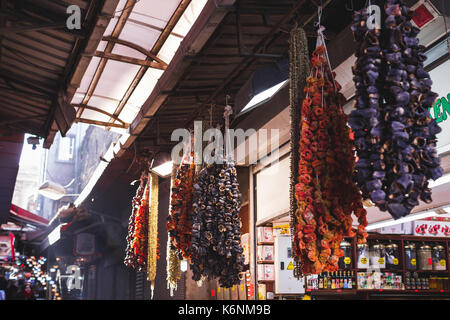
[124,179,145,269]
[167,159,195,259]
[189,162,245,288]
[349,0,443,219]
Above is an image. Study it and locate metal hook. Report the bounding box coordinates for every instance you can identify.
[313,5,322,27]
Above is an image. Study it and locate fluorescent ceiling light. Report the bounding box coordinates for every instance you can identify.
[152,161,173,177]
[366,211,439,231]
[240,80,288,114]
[48,225,62,246]
[428,173,450,188]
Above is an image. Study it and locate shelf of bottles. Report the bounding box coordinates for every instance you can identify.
[305,234,450,295]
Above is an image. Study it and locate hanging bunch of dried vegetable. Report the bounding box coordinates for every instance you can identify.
[167,155,195,259]
[189,107,245,288]
[349,0,443,219]
[288,25,310,277]
[124,174,146,269]
[293,25,368,275]
[147,172,159,298]
[166,165,181,296]
[131,176,150,271]
[189,161,245,287]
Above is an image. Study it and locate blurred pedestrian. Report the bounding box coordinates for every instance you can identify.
[0,268,7,300]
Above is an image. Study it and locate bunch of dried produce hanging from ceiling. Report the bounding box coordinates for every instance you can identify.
[124,177,145,269]
[167,164,182,296]
[189,161,245,288]
[293,31,368,275]
[289,26,310,265]
[167,156,195,260]
[124,171,160,280]
[349,0,443,219]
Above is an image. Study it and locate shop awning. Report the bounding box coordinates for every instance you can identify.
[9,204,49,228]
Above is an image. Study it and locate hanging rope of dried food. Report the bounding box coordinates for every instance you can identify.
[124,173,146,269]
[289,25,310,278]
[131,174,150,272]
[349,0,443,220]
[167,148,195,259]
[293,16,368,275]
[189,105,245,288]
[167,164,181,296]
[147,171,159,298]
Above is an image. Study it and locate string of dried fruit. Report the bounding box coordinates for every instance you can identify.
[382,0,443,218]
[349,1,443,219]
[349,7,386,210]
[147,172,159,298]
[167,165,181,296]
[124,177,145,269]
[131,178,149,271]
[294,33,368,275]
[190,162,245,288]
[167,157,195,259]
[288,25,310,278]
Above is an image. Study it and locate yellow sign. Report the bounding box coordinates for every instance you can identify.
[287,261,295,270]
[411,259,416,266]
[393,258,399,265]
[440,259,446,267]
[344,257,351,265]
[360,257,367,264]
[378,258,384,265]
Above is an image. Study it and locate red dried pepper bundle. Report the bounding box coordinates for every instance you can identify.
[124,181,145,268]
[294,43,368,275]
[167,159,195,259]
[132,182,149,270]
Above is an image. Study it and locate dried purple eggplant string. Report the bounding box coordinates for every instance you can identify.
[349,6,386,210]
[349,0,443,219]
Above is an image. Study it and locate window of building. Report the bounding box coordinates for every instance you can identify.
[58,136,75,162]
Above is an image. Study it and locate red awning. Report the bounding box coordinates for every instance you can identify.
[10,204,49,227]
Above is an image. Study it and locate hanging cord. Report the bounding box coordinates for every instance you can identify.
[314,5,337,93]
[223,95,233,164]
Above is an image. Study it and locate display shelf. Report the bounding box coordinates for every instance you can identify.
[257,261,274,264]
[304,234,450,297]
[257,242,274,245]
[307,289,357,295]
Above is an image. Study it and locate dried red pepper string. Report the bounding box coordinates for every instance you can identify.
[294,40,368,275]
[167,156,195,259]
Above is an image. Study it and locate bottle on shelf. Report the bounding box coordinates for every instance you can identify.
[351,271,356,289]
[331,272,336,289]
[343,271,348,289]
[318,273,323,289]
[323,272,328,289]
[327,272,331,289]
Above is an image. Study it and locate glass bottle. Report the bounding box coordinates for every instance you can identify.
[327,272,331,289]
[331,272,336,289]
[318,273,323,289]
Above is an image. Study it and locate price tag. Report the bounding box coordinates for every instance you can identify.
[411,259,416,266]
[360,257,367,265]
[393,258,399,265]
[344,257,351,265]
[378,258,384,265]
[440,259,446,267]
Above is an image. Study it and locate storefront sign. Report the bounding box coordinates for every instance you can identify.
[429,94,450,123]
[413,220,450,237]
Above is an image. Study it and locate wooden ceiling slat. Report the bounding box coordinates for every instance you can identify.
[2,38,68,67]
[4,34,70,61]
[1,56,61,82]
